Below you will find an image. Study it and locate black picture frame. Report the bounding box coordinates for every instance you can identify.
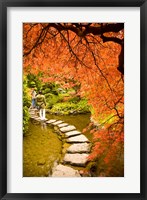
[0,0,146,199]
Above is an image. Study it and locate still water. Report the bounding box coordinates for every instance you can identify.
[23,113,91,177]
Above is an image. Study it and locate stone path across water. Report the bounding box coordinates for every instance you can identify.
[29,108,91,177]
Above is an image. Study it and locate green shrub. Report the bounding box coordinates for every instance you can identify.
[23,106,30,134]
[41,83,60,95]
[29,81,36,88]
[27,73,42,90]
[50,102,75,114]
[23,76,30,134]
[46,93,61,109]
[76,99,90,112]
[44,88,51,94]
[50,99,90,114]
[69,96,81,103]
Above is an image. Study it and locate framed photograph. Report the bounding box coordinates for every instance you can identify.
[0,0,146,199]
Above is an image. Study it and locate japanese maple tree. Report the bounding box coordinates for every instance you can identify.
[23,23,124,176]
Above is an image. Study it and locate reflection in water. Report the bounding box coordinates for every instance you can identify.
[23,122,62,177]
[24,113,124,177]
[23,113,91,177]
[41,121,47,130]
[46,113,92,141]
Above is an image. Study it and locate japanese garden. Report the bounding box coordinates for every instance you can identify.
[23,23,124,177]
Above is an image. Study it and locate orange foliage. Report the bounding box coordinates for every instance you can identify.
[23,23,124,176]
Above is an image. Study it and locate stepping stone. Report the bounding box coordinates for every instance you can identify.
[51,164,81,177]
[35,119,42,122]
[33,116,41,119]
[34,117,48,122]
[57,123,69,128]
[41,118,48,121]
[29,110,38,114]
[29,112,36,115]
[30,108,38,111]
[34,117,41,120]
[64,130,81,138]
[30,116,38,119]
[52,120,63,125]
[67,143,91,153]
[46,119,57,124]
[30,114,37,117]
[29,111,35,113]
[63,153,89,167]
[60,125,76,133]
[66,135,89,143]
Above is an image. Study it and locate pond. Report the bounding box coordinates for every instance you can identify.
[23,113,91,177]
[46,113,92,141]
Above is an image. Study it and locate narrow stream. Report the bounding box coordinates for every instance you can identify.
[23,113,91,177]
